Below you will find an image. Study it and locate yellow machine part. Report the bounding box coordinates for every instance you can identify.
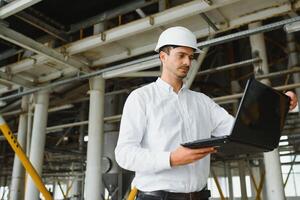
[127,187,138,200]
[0,115,53,200]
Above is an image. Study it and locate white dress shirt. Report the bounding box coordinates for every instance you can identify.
[115,78,234,193]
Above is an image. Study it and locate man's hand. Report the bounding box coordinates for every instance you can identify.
[285,91,298,110]
[170,146,217,167]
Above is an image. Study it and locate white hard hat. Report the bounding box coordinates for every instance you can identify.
[154,26,202,53]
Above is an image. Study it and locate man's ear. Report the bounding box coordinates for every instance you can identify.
[159,51,166,62]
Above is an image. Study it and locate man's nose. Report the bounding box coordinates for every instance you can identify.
[183,56,191,66]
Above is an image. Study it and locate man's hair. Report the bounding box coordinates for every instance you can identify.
[159,45,179,69]
[159,45,179,55]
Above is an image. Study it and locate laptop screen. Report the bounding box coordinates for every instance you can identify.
[230,78,290,149]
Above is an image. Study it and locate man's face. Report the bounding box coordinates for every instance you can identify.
[160,46,194,80]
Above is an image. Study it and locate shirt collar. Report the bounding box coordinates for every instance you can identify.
[156,78,187,93]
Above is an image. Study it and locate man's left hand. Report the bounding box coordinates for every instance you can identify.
[285,91,298,110]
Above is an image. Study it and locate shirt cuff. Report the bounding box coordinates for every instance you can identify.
[156,151,171,171]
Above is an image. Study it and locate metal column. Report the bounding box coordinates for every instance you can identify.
[249,22,285,200]
[103,92,122,200]
[9,95,28,200]
[226,162,234,200]
[249,22,270,85]
[85,76,105,200]
[69,177,80,200]
[24,91,49,200]
[238,160,248,200]
[26,97,33,156]
[78,102,87,200]
[287,34,300,103]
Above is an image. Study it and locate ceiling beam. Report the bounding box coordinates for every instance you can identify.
[0,0,42,19]
[0,23,90,72]
[68,0,157,33]
[66,0,229,54]
[0,0,296,83]
[15,11,70,42]
[0,0,241,77]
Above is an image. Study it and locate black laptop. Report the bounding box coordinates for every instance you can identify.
[181,78,291,155]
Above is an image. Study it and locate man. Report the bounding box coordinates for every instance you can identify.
[115,26,298,200]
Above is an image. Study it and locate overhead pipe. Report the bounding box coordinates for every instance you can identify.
[46,114,121,133]
[212,82,300,103]
[2,104,73,117]
[197,57,261,76]
[256,66,300,80]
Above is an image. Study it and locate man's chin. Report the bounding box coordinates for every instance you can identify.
[177,74,187,79]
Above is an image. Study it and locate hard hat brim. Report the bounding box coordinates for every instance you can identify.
[154,45,203,53]
[194,47,203,53]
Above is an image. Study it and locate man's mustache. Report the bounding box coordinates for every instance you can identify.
[178,66,190,70]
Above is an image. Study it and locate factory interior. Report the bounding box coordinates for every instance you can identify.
[0,0,300,199]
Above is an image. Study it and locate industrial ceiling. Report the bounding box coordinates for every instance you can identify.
[0,0,300,196]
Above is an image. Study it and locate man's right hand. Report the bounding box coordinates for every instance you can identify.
[170,146,217,167]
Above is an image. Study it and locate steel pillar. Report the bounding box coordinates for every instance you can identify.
[9,95,28,200]
[69,177,80,200]
[53,182,60,199]
[84,76,105,200]
[263,149,285,199]
[238,160,248,200]
[78,102,87,200]
[24,91,49,200]
[26,96,33,156]
[249,22,285,200]
[287,34,300,104]
[249,22,270,85]
[103,93,120,200]
[93,22,107,197]
[226,162,234,200]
